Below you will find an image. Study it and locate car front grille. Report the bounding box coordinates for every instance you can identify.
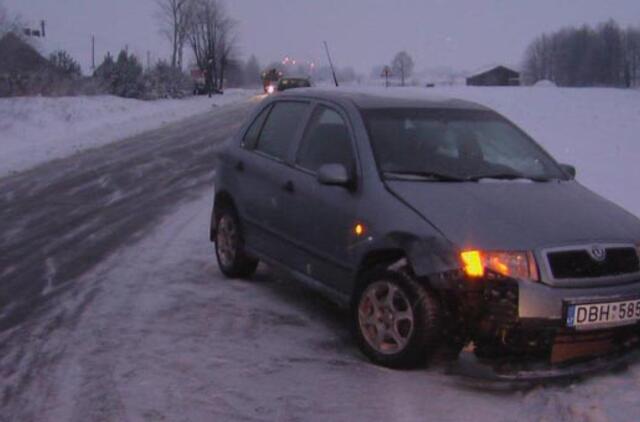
[547,247,640,279]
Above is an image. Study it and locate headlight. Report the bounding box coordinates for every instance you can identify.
[266,85,275,94]
[461,250,539,281]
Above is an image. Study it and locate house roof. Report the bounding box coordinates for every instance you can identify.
[0,32,51,74]
[467,65,520,79]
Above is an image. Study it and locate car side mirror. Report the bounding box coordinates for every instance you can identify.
[559,163,576,179]
[317,163,351,187]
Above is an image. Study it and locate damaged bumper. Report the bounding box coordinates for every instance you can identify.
[451,276,640,364]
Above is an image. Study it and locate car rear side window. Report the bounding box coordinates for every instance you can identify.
[242,105,271,149]
[255,101,309,160]
[296,105,354,172]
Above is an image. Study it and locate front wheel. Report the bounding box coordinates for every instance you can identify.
[214,207,258,278]
[352,269,442,368]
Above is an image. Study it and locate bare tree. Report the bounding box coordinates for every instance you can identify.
[391,51,414,86]
[243,55,261,86]
[0,1,26,40]
[522,20,640,87]
[186,0,237,93]
[155,0,193,69]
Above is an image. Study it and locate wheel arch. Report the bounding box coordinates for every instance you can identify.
[351,248,410,307]
[350,233,460,305]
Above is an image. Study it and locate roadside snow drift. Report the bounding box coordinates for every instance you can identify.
[0,89,257,177]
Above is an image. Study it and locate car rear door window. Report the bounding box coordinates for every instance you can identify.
[296,105,354,172]
[242,105,271,149]
[255,101,309,160]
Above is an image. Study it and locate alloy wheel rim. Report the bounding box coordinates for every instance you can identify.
[216,214,238,268]
[358,281,415,355]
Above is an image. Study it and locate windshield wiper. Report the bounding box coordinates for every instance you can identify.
[383,170,465,182]
[466,172,554,182]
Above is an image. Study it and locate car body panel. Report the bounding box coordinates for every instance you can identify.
[518,277,640,320]
[212,89,640,360]
[385,180,640,252]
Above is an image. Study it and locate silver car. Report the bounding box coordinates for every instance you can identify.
[211,89,640,371]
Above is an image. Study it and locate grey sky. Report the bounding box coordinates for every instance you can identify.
[5,0,640,75]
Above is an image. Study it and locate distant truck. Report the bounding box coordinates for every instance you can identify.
[261,68,283,94]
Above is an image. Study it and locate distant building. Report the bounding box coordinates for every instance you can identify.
[0,32,58,96]
[0,32,57,97]
[0,32,50,75]
[466,66,520,86]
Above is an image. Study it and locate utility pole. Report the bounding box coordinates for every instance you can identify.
[323,41,339,87]
[147,51,151,71]
[91,35,95,71]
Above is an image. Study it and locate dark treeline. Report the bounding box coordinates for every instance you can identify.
[523,20,640,87]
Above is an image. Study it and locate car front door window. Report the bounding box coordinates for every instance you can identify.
[255,101,309,161]
[296,105,354,172]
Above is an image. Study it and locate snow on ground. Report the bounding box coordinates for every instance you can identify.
[335,85,640,217]
[12,190,640,422]
[3,85,640,421]
[0,89,258,177]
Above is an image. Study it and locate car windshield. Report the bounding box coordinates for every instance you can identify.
[363,108,567,182]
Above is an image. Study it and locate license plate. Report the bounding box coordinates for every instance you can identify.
[567,299,640,329]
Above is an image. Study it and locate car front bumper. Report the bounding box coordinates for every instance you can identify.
[469,277,640,362]
[518,278,640,322]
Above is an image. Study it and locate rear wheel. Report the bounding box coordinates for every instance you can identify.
[214,206,258,278]
[352,269,442,368]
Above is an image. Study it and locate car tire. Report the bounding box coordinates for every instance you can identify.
[352,269,442,369]
[214,206,258,278]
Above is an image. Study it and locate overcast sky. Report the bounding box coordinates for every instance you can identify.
[4,0,640,75]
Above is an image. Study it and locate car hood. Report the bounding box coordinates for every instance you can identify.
[386,180,640,251]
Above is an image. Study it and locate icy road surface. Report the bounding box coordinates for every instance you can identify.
[0,100,256,332]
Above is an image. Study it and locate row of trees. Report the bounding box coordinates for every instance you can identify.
[93,50,193,98]
[156,0,237,92]
[523,20,640,87]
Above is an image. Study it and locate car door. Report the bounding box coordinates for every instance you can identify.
[234,100,311,261]
[282,103,361,293]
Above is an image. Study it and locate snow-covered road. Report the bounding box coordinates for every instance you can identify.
[0,100,256,332]
[4,191,640,422]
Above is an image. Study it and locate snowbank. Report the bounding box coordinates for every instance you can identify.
[533,79,557,87]
[333,86,640,216]
[0,89,258,177]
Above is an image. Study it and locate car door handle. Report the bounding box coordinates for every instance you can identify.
[235,161,244,172]
[282,180,295,193]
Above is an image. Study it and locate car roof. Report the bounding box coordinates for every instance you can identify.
[276,88,490,111]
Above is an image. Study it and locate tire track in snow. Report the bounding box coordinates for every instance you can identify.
[0,100,255,332]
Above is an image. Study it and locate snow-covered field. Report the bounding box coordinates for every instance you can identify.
[0,89,258,177]
[343,85,640,217]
